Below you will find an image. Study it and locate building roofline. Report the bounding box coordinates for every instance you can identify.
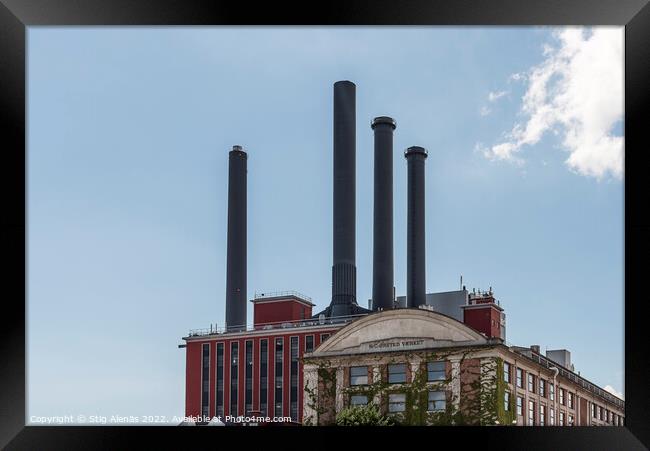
[250,296,316,307]
[461,302,504,312]
[182,323,347,342]
[507,345,624,407]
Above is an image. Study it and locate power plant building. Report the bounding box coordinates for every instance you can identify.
[180,81,624,426]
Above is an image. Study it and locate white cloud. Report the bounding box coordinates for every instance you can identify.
[479,106,491,116]
[488,90,508,102]
[604,385,624,400]
[509,72,525,82]
[475,142,523,165]
[482,27,624,180]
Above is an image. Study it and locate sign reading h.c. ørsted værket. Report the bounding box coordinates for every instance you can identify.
[360,338,436,353]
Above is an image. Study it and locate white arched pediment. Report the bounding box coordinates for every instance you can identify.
[313,309,488,355]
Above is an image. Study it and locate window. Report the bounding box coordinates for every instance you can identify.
[427,361,445,381]
[320,333,330,343]
[428,391,446,412]
[528,373,535,393]
[528,400,535,426]
[549,383,555,401]
[245,340,253,415]
[568,392,574,409]
[305,335,314,353]
[388,393,406,413]
[560,411,565,426]
[559,388,565,406]
[350,395,368,406]
[290,337,299,421]
[516,396,523,416]
[592,403,597,418]
[599,406,603,420]
[259,339,268,416]
[539,405,546,426]
[201,343,210,418]
[504,361,511,383]
[516,368,523,388]
[539,379,546,398]
[504,391,511,412]
[274,338,283,417]
[230,342,239,416]
[216,343,224,416]
[568,414,574,426]
[350,366,368,386]
[550,407,555,425]
[388,364,407,384]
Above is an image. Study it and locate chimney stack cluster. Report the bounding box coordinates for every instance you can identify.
[223,81,431,327]
[326,80,430,317]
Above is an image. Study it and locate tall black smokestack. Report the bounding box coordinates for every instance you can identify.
[225,145,247,331]
[371,117,396,311]
[330,80,357,318]
[405,146,427,308]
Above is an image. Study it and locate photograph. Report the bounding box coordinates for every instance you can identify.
[23,26,625,429]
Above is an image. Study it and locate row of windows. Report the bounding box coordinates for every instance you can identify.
[505,361,574,407]
[349,361,446,386]
[510,392,620,426]
[211,333,330,418]
[591,402,623,425]
[522,397,572,426]
[350,391,446,413]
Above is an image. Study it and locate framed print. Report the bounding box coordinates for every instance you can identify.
[1,0,649,449]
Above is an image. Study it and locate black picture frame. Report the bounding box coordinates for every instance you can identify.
[1,1,648,449]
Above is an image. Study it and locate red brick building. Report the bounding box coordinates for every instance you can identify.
[182,292,362,423]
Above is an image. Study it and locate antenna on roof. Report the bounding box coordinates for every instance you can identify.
[460,275,463,290]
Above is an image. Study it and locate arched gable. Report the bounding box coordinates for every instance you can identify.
[313,308,488,355]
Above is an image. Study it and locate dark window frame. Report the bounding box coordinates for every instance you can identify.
[245,340,253,415]
[289,336,299,421]
[388,393,406,413]
[427,390,446,412]
[201,343,210,418]
[259,339,268,417]
[350,366,369,386]
[230,341,239,416]
[305,335,315,353]
[516,367,523,388]
[427,361,446,382]
[216,342,224,416]
[388,363,407,384]
[274,337,284,418]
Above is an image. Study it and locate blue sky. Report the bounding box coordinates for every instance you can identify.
[27,27,624,422]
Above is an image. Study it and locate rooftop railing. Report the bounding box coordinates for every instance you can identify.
[253,290,313,303]
[187,313,368,338]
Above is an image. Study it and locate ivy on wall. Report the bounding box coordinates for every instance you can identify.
[303,349,516,426]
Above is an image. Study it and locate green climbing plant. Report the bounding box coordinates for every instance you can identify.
[335,404,395,426]
[303,348,513,426]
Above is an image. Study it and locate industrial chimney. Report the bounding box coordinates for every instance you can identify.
[371,116,396,311]
[405,146,427,308]
[225,145,247,331]
[330,80,358,318]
